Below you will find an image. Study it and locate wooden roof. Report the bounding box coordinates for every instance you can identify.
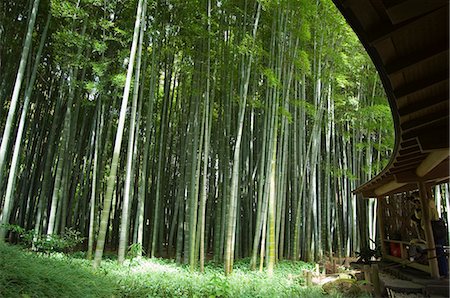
[332,0,449,197]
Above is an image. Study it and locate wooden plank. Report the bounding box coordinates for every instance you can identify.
[367,7,444,45]
[400,139,419,148]
[399,145,421,155]
[393,156,423,167]
[386,0,447,24]
[386,46,448,76]
[418,132,450,152]
[401,110,449,132]
[384,255,431,273]
[396,152,424,162]
[403,118,448,141]
[398,96,447,117]
[394,71,448,99]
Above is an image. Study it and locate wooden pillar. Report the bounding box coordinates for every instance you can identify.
[372,264,381,297]
[417,181,440,278]
[377,196,387,256]
[363,264,371,282]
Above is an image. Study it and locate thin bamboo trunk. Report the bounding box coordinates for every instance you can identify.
[0,0,40,192]
[118,0,147,264]
[93,0,145,268]
[0,14,49,240]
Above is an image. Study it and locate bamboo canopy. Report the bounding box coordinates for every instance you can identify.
[333,0,449,198]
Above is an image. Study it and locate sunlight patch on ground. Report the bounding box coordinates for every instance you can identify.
[127,258,181,274]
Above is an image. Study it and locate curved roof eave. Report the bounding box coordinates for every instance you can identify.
[332,0,449,198]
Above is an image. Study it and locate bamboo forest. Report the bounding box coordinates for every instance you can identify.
[0,0,426,296]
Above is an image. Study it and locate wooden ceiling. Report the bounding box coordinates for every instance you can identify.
[332,0,449,197]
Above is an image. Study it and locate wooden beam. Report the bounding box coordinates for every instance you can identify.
[394,71,448,99]
[341,0,359,8]
[415,122,449,152]
[389,164,417,174]
[416,149,449,177]
[399,145,420,155]
[418,135,450,152]
[396,151,424,162]
[385,0,448,10]
[386,44,448,76]
[398,96,447,117]
[386,0,448,24]
[374,181,407,196]
[400,110,449,132]
[422,167,450,184]
[394,171,419,183]
[367,7,444,45]
[417,182,440,278]
[393,156,424,167]
[400,139,419,148]
[403,118,449,140]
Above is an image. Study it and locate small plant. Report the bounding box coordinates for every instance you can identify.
[127,243,144,259]
[355,240,382,264]
[204,274,232,297]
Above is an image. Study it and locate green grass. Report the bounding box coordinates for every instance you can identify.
[0,243,342,297]
[0,243,117,297]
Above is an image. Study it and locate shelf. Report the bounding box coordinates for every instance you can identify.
[382,239,431,273]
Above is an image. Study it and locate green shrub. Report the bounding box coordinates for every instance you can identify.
[2,224,84,253]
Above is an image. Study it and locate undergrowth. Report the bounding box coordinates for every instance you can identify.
[0,243,116,297]
[0,243,346,297]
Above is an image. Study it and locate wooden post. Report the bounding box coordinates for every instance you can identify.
[377,196,387,256]
[417,181,440,279]
[372,264,381,297]
[306,270,312,286]
[363,264,371,282]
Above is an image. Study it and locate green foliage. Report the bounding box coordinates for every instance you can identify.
[2,224,84,253]
[92,40,107,54]
[259,0,280,12]
[91,61,109,77]
[127,243,144,259]
[110,257,330,297]
[111,73,127,88]
[262,67,281,88]
[0,0,395,289]
[0,244,339,297]
[295,50,311,75]
[84,81,97,92]
[0,243,117,297]
[238,34,261,57]
[248,94,264,109]
[51,0,87,19]
[335,74,351,89]
[279,106,293,123]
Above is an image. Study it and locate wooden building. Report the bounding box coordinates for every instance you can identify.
[332,0,449,278]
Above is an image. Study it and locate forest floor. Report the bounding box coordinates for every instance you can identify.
[0,243,374,297]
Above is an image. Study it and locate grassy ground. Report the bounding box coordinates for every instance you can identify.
[0,243,358,297]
